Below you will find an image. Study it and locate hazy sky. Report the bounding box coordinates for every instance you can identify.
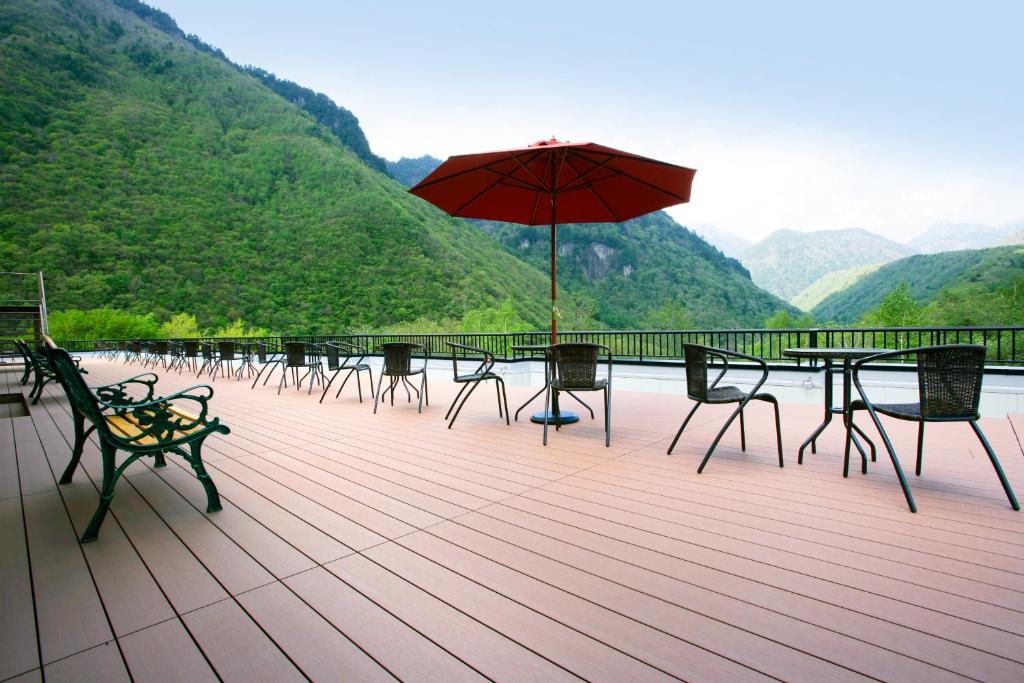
[151,0,1023,241]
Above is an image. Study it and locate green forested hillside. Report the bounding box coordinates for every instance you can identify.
[0,0,795,336]
[812,246,1024,324]
[0,0,555,332]
[790,263,882,312]
[476,212,794,328]
[387,155,443,188]
[740,228,914,301]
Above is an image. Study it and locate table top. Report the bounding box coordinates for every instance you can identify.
[511,344,551,352]
[783,347,887,360]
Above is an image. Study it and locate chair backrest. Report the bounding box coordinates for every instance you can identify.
[130,341,142,354]
[200,342,215,359]
[255,342,271,363]
[380,343,417,376]
[324,343,342,371]
[682,344,711,401]
[916,345,985,418]
[183,341,200,358]
[153,341,169,355]
[44,345,107,429]
[284,342,308,367]
[217,340,236,361]
[118,341,127,351]
[549,343,600,389]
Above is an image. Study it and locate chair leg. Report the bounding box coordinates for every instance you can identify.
[320,369,340,404]
[367,368,376,398]
[916,422,924,476]
[355,371,364,402]
[969,421,1020,511]
[60,410,95,484]
[373,375,384,414]
[771,399,783,467]
[418,373,426,413]
[499,379,510,426]
[423,372,429,406]
[604,387,610,447]
[277,366,287,395]
[739,407,746,452]
[698,400,751,474]
[496,381,503,419]
[445,382,470,420]
[186,438,222,513]
[667,402,701,455]
[337,368,356,399]
[862,407,917,512]
[447,380,480,429]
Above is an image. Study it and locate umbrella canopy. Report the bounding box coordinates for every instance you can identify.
[409,138,696,341]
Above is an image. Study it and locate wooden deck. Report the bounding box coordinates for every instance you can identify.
[3,357,1024,682]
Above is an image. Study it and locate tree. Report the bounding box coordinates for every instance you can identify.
[764,310,815,329]
[160,312,201,337]
[644,299,693,329]
[868,282,923,327]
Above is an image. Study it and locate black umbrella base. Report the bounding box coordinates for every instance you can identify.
[530,410,580,425]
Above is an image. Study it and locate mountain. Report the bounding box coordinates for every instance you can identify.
[0,0,554,332]
[387,155,443,188]
[790,263,883,312]
[811,245,1024,324]
[475,212,794,328]
[740,228,915,302]
[1002,225,1024,245]
[688,223,752,258]
[906,222,1019,254]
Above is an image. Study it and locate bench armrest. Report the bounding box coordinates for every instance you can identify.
[93,373,160,404]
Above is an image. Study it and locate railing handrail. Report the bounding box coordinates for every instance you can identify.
[47,324,1024,369]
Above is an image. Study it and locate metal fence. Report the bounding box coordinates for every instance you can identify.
[51,325,1024,368]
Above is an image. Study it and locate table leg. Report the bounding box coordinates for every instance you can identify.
[798,359,833,463]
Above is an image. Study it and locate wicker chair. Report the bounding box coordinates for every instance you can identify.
[374,342,429,414]
[249,341,284,389]
[542,343,612,447]
[210,341,239,381]
[667,344,783,473]
[320,342,375,404]
[444,342,509,429]
[278,342,325,395]
[848,345,1018,512]
[196,342,219,377]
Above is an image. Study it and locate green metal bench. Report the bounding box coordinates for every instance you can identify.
[45,342,229,543]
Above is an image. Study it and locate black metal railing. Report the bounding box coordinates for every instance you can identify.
[53,325,1024,369]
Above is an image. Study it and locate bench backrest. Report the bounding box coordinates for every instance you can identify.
[45,345,107,429]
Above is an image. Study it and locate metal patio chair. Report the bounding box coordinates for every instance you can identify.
[210,341,239,381]
[444,342,509,429]
[320,342,375,404]
[542,343,612,447]
[278,342,325,395]
[250,341,285,389]
[374,342,429,413]
[848,344,1019,512]
[667,344,783,472]
[196,342,219,377]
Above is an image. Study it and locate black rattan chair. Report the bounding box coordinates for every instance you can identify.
[444,342,509,429]
[542,343,612,447]
[667,344,783,473]
[250,342,284,389]
[320,342,375,404]
[210,341,238,381]
[196,342,219,377]
[278,342,325,395]
[848,344,1018,512]
[374,342,428,413]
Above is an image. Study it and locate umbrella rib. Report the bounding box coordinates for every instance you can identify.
[554,151,617,193]
[562,155,621,222]
[451,174,509,216]
[611,167,692,202]
[508,150,553,194]
[411,148,548,192]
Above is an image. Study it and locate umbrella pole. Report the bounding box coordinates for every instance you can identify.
[550,196,557,344]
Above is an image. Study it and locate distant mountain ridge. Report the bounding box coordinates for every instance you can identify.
[739,228,914,302]
[906,221,1021,254]
[687,224,752,258]
[811,245,1024,323]
[387,155,443,188]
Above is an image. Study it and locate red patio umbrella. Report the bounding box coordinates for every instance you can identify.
[409,138,696,343]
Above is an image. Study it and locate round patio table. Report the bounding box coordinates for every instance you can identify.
[510,344,587,425]
[784,347,885,476]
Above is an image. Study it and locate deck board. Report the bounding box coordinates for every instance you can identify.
[4,358,1024,682]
